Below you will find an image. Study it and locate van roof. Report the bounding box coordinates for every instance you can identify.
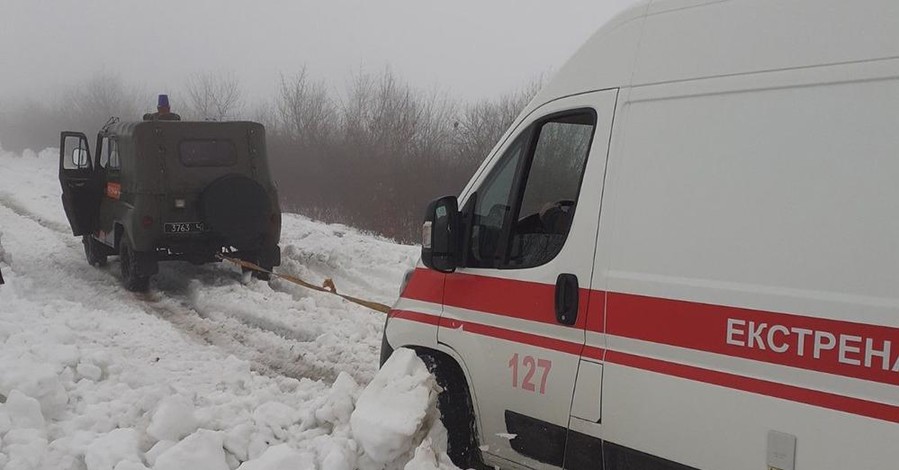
[526,0,899,115]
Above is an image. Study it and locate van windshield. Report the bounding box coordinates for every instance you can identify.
[179,140,237,167]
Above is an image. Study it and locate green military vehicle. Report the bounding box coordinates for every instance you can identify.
[58,120,281,291]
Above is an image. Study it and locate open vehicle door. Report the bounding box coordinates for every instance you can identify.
[59,132,102,236]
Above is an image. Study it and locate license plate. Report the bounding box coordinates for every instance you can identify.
[164,222,205,234]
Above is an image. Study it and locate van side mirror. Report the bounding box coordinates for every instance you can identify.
[421,196,461,273]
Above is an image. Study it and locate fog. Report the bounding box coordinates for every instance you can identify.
[1,0,636,104]
[0,0,638,241]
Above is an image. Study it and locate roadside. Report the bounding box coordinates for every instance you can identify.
[0,148,451,470]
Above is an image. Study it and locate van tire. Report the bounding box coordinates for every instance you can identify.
[119,237,150,292]
[83,236,108,267]
[416,350,485,470]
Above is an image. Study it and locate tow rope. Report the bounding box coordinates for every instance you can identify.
[216,254,391,314]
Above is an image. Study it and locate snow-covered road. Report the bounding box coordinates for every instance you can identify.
[0,147,456,470]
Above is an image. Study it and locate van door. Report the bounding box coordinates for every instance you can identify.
[58,132,102,236]
[438,89,618,469]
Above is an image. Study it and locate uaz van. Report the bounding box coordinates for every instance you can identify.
[381,1,899,469]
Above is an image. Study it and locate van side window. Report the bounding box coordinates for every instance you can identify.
[508,112,595,268]
[464,110,595,269]
[98,137,110,168]
[466,133,529,268]
[108,140,121,170]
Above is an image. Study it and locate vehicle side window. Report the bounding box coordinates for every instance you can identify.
[98,137,110,168]
[463,110,596,269]
[465,133,529,268]
[507,112,595,268]
[108,140,120,170]
[179,140,237,167]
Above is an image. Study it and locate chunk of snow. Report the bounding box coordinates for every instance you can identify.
[314,372,359,426]
[0,363,68,418]
[4,428,49,468]
[153,430,229,470]
[84,428,142,470]
[5,390,45,430]
[144,440,176,467]
[350,348,438,464]
[222,423,254,462]
[317,437,357,470]
[114,462,150,470]
[0,405,12,434]
[76,361,103,382]
[147,396,199,442]
[252,401,298,440]
[236,444,314,470]
[403,438,460,470]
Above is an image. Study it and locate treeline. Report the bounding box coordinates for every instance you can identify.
[0,70,539,241]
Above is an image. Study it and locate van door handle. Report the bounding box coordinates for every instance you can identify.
[555,273,579,326]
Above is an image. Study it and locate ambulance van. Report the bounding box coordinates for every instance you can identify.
[381,1,899,469]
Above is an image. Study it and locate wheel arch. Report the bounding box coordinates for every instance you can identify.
[402,344,485,455]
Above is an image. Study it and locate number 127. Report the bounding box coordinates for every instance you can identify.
[509,353,552,394]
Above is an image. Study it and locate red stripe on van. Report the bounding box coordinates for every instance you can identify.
[401,269,444,303]
[606,350,899,425]
[607,292,899,387]
[439,316,584,356]
[444,272,590,329]
[400,270,899,386]
[389,309,441,326]
[582,345,605,361]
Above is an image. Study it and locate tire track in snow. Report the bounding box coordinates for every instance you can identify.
[0,191,72,234]
[133,290,339,383]
[0,198,346,384]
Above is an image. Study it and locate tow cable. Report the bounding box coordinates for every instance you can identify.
[216,254,391,314]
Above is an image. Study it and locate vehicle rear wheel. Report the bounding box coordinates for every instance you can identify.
[418,351,485,470]
[82,235,107,267]
[119,237,150,292]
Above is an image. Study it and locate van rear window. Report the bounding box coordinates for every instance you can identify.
[179,140,237,167]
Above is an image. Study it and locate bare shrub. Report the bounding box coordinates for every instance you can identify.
[184,71,244,121]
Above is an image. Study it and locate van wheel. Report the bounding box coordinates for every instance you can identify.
[119,237,150,292]
[418,351,485,470]
[83,236,108,267]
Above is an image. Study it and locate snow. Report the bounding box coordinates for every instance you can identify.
[146,396,199,442]
[0,147,457,470]
[152,430,229,470]
[350,349,439,465]
[84,428,141,470]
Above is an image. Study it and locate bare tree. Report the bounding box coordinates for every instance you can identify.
[184,71,244,121]
[452,77,542,166]
[62,72,144,126]
[276,69,335,148]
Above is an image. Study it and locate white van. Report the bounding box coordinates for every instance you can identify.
[381,1,899,469]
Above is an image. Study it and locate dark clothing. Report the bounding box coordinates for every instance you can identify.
[142,112,182,121]
[0,267,4,285]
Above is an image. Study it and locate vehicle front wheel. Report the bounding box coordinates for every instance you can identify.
[418,351,485,470]
[82,235,108,267]
[119,237,150,292]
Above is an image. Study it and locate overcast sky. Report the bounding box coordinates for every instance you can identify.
[0,0,637,105]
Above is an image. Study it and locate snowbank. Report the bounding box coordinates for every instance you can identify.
[0,149,457,470]
[0,334,454,470]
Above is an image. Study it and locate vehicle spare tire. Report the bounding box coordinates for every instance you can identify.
[201,175,271,248]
